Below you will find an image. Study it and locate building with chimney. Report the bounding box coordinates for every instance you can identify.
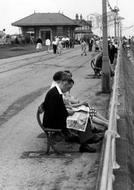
[74,14,93,42]
[12,12,79,44]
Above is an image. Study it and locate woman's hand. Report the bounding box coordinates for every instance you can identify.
[67,109,75,116]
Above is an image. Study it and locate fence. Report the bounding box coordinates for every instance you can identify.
[96,45,121,190]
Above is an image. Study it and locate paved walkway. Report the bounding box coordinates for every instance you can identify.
[0,47,110,190]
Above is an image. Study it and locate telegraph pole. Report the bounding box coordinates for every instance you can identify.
[102,0,111,93]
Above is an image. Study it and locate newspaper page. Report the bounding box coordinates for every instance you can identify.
[67,111,89,132]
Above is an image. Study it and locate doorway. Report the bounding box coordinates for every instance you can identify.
[40,30,51,44]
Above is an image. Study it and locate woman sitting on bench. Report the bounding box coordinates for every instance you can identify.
[62,70,108,130]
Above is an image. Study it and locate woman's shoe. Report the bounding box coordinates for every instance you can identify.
[92,128,105,133]
[86,134,103,144]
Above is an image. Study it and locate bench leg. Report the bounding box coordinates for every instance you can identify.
[46,133,51,154]
[46,132,61,154]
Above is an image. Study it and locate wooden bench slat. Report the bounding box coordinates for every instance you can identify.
[43,128,62,132]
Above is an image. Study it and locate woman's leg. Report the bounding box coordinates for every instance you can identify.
[91,112,108,129]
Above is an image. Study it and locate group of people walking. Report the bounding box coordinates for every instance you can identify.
[36,36,74,55]
[40,70,108,153]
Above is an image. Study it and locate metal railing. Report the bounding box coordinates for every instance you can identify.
[97,45,121,190]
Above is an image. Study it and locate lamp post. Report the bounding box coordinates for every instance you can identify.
[102,0,111,93]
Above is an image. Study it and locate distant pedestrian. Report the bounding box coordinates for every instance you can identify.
[45,38,51,53]
[55,36,59,45]
[36,38,43,51]
[108,41,117,64]
[88,38,94,52]
[95,39,100,52]
[81,40,87,56]
[70,37,75,48]
[57,40,63,55]
[52,39,57,54]
[61,36,66,48]
[65,36,70,48]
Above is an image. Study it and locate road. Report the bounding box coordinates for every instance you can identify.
[0,47,105,190]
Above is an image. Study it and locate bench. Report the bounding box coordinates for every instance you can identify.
[36,105,62,154]
[90,53,102,77]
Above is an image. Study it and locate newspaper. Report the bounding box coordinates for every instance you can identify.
[67,107,89,132]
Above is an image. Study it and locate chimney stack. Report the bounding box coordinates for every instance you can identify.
[75,14,79,20]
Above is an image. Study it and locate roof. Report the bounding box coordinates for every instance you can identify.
[12,13,78,27]
[74,19,92,27]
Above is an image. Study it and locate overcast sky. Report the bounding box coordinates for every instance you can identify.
[1,0,134,35]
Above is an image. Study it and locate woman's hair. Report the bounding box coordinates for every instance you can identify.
[64,70,72,77]
[62,77,74,85]
[67,78,74,84]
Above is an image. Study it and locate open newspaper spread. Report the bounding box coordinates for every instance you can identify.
[67,105,89,132]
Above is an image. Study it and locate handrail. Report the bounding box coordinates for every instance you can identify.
[98,45,121,190]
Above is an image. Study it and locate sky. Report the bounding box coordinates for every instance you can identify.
[1,0,134,36]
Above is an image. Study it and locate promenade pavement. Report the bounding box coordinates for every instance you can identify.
[0,46,110,190]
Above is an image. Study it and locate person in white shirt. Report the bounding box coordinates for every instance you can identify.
[45,38,51,53]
